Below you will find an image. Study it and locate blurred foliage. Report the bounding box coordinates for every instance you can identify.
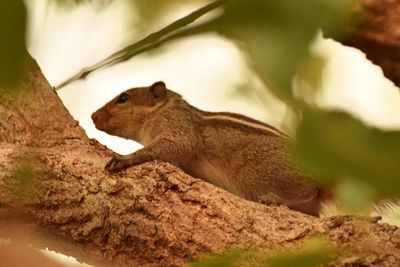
[12,160,40,199]
[268,238,335,267]
[52,0,103,7]
[192,238,336,267]
[336,179,375,214]
[55,0,355,95]
[128,0,208,32]
[295,54,327,98]
[294,108,400,197]
[0,0,27,88]
[54,0,355,101]
[50,0,114,13]
[192,248,248,267]
[213,0,353,101]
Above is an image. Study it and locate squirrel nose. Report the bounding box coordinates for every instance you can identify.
[91,112,99,123]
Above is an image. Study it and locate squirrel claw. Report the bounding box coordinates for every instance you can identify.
[105,156,128,172]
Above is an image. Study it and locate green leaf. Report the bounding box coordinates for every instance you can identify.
[128,0,192,32]
[192,238,335,267]
[336,179,375,213]
[12,161,39,198]
[268,238,335,267]
[294,108,400,196]
[0,0,27,88]
[296,54,327,93]
[215,0,352,101]
[191,249,246,267]
[52,0,94,6]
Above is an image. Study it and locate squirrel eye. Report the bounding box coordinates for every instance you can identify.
[116,93,130,104]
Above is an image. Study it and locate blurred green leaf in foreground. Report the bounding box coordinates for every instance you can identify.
[294,108,400,210]
[12,160,40,200]
[268,238,335,267]
[214,0,353,101]
[128,0,209,33]
[191,248,246,267]
[0,0,27,88]
[191,238,335,267]
[52,0,97,7]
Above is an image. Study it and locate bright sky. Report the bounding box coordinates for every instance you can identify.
[26,0,400,157]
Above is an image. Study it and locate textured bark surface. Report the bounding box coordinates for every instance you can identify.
[339,0,400,87]
[1,57,400,266]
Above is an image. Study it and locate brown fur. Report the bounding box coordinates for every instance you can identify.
[92,81,321,216]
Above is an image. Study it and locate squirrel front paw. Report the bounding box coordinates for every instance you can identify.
[258,192,284,206]
[105,156,130,172]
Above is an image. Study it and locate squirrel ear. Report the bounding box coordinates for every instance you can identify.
[149,81,167,100]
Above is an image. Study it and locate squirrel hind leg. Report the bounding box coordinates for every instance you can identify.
[259,192,321,217]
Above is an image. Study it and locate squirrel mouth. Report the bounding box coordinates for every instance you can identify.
[94,123,115,133]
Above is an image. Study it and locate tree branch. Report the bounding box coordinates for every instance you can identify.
[337,0,400,87]
[1,54,400,267]
[55,0,224,89]
[55,0,400,91]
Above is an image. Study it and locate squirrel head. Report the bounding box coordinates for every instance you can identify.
[91,81,174,140]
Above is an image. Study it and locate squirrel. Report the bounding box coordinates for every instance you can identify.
[91,81,322,216]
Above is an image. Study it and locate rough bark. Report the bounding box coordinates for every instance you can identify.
[337,0,400,87]
[1,56,400,267]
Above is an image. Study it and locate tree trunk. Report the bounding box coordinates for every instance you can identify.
[1,56,400,266]
[337,0,400,87]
